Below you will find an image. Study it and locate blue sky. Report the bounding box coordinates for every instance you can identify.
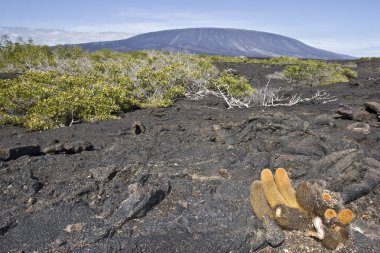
[1,0,379,56]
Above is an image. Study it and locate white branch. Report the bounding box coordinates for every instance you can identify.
[217,87,233,109]
[262,78,271,106]
[211,77,337,109]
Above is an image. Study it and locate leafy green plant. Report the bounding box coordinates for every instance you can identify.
[0,71,130,130]
[210,71,254,97]
[0,38,254,130]
[340,68,358,79]
[4,36,356,129]
[208,55,358,86]
[284,60,357,86]
[208,55,304,65]
[0,36,54,72]
[358,56,380,61]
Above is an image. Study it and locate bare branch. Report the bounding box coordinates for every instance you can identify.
[212,77,337,109]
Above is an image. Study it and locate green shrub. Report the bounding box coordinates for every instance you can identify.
[284,60,357,86]
[0,71,130,130]
[207,55,359,86]
[54,45,85,59]
[132,64,185,108]
[207,55,304,65]
[0,40,254,130]
[210,71,255,97]
[0,38,359,130]
[341,68,358,79]
[0,36,54,72]
[358,57,380,61]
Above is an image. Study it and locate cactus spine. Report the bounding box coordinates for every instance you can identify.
[274,168,300,209]
[261,169,286,209]
[250,180,274,220]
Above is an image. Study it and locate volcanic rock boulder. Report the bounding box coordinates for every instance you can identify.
[107,176,171,228]
[0,145,41,161]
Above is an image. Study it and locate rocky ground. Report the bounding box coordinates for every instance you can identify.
[0,59,379,252]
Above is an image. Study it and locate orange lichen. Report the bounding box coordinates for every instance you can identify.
[324,208,337,220]
[337,209,355,225]
[322,192,332,201]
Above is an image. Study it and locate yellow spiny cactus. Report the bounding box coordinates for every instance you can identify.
[274,204,309,230]
[261,169,286,209]
[295,181,330,217]
[295,181,316,214]
[337,209,355,225]
[250,180,273,220]
[274,168,300,209]
[251,168,355,250]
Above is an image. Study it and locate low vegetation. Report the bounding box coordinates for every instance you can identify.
[209,54,357,86]
[359,56,380,61]
[283,60,357,86]
[0,36,357,130]
[0,36,253,130]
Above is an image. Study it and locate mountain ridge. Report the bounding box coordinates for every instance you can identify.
[76,28,355,60]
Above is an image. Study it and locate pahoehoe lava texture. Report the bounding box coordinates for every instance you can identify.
[0,59,379,252]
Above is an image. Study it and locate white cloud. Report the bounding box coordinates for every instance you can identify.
[71,20,251,35]
[71,7,253,34]
[301,38,380,57]
[0,27,135,45]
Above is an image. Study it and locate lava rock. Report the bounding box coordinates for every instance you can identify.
[90,165,117,182]
[0,145,41,161]
[342,158,380,203]
[249,229,268,251]
[338,103,378,123]
[355,110,373,122]
[347,122,371,134]
[1,60,380,252]
[262,215,285,247]
[365,101,380,115]
[109,179,171,228]
[312,114,335,127]
[0,217,16,237]
[337,104,359,120]
[42,141,93,154]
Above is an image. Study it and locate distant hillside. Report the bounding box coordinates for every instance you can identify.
[76,28,355,60]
